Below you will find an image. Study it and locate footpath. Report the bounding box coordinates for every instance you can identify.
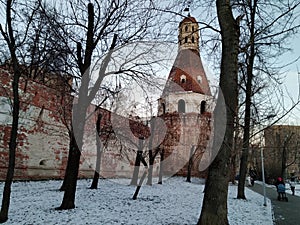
[250,183,300,225]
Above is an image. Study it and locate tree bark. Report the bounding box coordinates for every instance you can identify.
[146,118,155,185]
[146,151,154,185]
[237,0,257,200]
[130,138,144,185]
[0,63,20,223]
[158,147,164,184]
[132,169,148,200]
[59,131,74,191]
[186,145,195,183]
[198,0,239,224]
[56,132,81,210]
[0,0,21,222]
[90,114,102,189]
[281,145,287,179]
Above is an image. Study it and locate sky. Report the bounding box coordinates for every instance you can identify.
[275,35,300,125]
[0,1,299,124]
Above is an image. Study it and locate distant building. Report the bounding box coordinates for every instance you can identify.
[263,125,300,182]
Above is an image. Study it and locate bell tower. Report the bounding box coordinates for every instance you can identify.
[157,15,213,178]
[158,15,212,116]
[178,16,200,52]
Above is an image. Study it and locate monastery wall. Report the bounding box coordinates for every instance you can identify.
[0,67,75,180]
[0,68,158,180]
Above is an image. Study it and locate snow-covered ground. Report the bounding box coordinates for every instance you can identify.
[0,177,273,225]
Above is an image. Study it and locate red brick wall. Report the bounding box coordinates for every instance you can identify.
[0,67,72,180]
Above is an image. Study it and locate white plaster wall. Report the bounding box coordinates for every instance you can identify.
[163,92,214,114]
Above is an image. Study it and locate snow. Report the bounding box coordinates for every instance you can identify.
[0,177,273,225]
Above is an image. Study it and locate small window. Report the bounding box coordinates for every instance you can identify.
[180,75,186,83]
[185,37,188,43]
[185,26,188,32]
[161,103,166,114]
[197,75,202,83]
[192,36,195,43]
[201,101,206,114]
[39,159,47,166]
[178,99,186,113]
[192,26,194,31]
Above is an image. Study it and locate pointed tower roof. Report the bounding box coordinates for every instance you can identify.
[162,16,211,96]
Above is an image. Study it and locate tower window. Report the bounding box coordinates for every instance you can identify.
[200,101,206,114]
[192,36,195,43]
[197,75,202,83]
[185,37,188,43]
[161,103,166,114]
[192,26,194,31]
[185,26,188,32]
[178,99,186,113]
[180,75,186,83]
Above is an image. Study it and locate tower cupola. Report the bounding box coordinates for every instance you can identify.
[178,16,199,52]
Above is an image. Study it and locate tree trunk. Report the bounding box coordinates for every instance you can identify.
[130,138,144,185]
[147,118,155,185]
[59,131,74,191]
[146,152,154,185]
[230,114,239,185]
[229,153,237,185]
[56,132,81,210]
[158,148,164,184]
[0,1,21,221]
[132,169,148,200]
[237,0,257,200]
[198,0,239,224]
[90,114,102,189]
[0,66,20,223]
[186,145,195,183]
[281,145,287,179]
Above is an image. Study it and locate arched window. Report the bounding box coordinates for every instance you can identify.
[178,99,186,113]
[192,26,194,31]
[200,101,206,114]
[185,36,188,43]
[161,103,166,114]
[192,36,195,43]
[185,26,188,32]
[180,75,186,83]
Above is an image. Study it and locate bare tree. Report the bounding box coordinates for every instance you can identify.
[0,1,21,222]
[263,126,300,180]
[233,0,300,199]
[36,0,180,209]
[198,0,240,224]
[0,0,57,222]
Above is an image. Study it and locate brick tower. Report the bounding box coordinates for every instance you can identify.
[158,15,213,177]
